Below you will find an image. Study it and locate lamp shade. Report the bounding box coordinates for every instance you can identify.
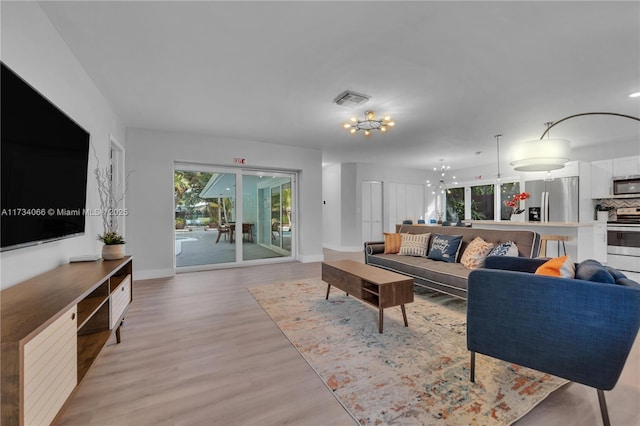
[509,139,571,171]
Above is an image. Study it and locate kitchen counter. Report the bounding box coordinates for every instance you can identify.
[470,220,602,227]
[470,220,607,262]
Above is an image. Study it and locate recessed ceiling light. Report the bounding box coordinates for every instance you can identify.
[629,92,640,98]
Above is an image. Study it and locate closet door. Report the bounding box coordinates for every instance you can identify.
[362,181,383,242]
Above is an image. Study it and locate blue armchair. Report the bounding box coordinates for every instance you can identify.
[467,256,640,426]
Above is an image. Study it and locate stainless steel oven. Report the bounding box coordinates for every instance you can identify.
[607,208,640,273]
[607,226,640,256]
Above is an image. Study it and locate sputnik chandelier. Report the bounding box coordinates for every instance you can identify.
[427,160,457,195]
[343,111,395,136]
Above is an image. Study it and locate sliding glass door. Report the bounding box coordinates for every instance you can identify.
[174,163,295,270]
[174,166,236,267]
[242,172,293,261]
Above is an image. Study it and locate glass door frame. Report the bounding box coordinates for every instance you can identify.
[251,173,293,256]
[174,162,297,273]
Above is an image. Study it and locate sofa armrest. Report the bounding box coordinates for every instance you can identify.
[364,241,385,255]
[484,255,547,273]
[467,268,640,390]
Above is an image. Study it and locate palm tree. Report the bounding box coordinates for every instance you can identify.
[174,172,190,208]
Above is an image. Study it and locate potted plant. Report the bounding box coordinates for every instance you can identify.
[97,231,126,260]
[175,217,186,229]
[94,146,131,260]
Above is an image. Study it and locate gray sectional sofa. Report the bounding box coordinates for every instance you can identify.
[364,224,540,299]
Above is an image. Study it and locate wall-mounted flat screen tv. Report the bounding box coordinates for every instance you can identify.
[1,62,90,251]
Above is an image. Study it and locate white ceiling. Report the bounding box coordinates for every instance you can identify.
[38,1,640,172]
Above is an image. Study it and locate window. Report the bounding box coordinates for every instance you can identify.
[500,182,520,220]
[445,187,465,221]
[471,184,494,220]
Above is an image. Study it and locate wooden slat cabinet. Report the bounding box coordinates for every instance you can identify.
[110,274,131,330]
[1,256,133,426]
[23,306,77,426]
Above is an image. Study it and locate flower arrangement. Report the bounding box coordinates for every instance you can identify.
[504,192,530,215]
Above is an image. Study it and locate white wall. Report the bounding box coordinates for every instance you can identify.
[322,162,431,251]
[125,128,323,279]
[0,2,125,289]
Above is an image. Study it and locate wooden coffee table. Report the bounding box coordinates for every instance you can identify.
[322,260,414,333]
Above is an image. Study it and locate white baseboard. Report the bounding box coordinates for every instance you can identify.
[299,254,324,263]
[134,268,175,280]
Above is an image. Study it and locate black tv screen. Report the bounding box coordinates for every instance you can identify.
[1,62,90,251]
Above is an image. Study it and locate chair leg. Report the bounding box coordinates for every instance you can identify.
[597,389,611,426]
[470,351,475,383]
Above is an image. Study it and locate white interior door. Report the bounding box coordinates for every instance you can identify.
[362,181,383,242]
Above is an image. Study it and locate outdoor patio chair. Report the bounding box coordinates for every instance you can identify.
[215,224,229,243]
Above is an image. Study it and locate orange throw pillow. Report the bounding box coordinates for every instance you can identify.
[384,232,403,254]
[535,256,575,278]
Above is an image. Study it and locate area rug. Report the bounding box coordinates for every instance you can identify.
[248,279,568,425]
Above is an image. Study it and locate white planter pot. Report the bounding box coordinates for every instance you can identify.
[510,212,525,222]
[102,244,125,260]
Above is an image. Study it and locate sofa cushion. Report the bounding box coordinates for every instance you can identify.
[399,233,430,257]
[428,234,463,263]
[383,232,403,254]
[535,256,576,278]
[460,237,494,269]
[616,277,640,289]
[366,253,471,292]
[575,259,615,284]
[487,241,519,257]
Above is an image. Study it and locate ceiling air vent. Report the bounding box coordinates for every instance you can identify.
[333,90,371,107]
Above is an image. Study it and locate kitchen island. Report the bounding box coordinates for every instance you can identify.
[470,220,607,262]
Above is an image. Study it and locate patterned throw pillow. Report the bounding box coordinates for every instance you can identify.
[487,241,519,257]
[460,237,494,269]
[384,232,403,254]
[399,233,430,257]
[427,234,463,263]
[535,256,576,278]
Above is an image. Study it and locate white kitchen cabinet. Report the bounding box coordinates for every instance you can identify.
[612,156,640,177]
[591,159,613,198]
[592,223,608,263]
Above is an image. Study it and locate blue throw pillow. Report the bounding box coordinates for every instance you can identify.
[575,259,615,284]
[487,241,519,257]
[606,266,627,281]
[428,234,463,263]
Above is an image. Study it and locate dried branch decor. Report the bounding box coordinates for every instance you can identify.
[91,144,132,245]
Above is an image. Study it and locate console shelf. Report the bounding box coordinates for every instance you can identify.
[77,329,112,382]
[0,256,133,426]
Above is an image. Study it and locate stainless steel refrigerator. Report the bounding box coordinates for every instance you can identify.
[524,177,579,222]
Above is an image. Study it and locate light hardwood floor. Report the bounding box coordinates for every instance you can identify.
[58,249,640,426]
